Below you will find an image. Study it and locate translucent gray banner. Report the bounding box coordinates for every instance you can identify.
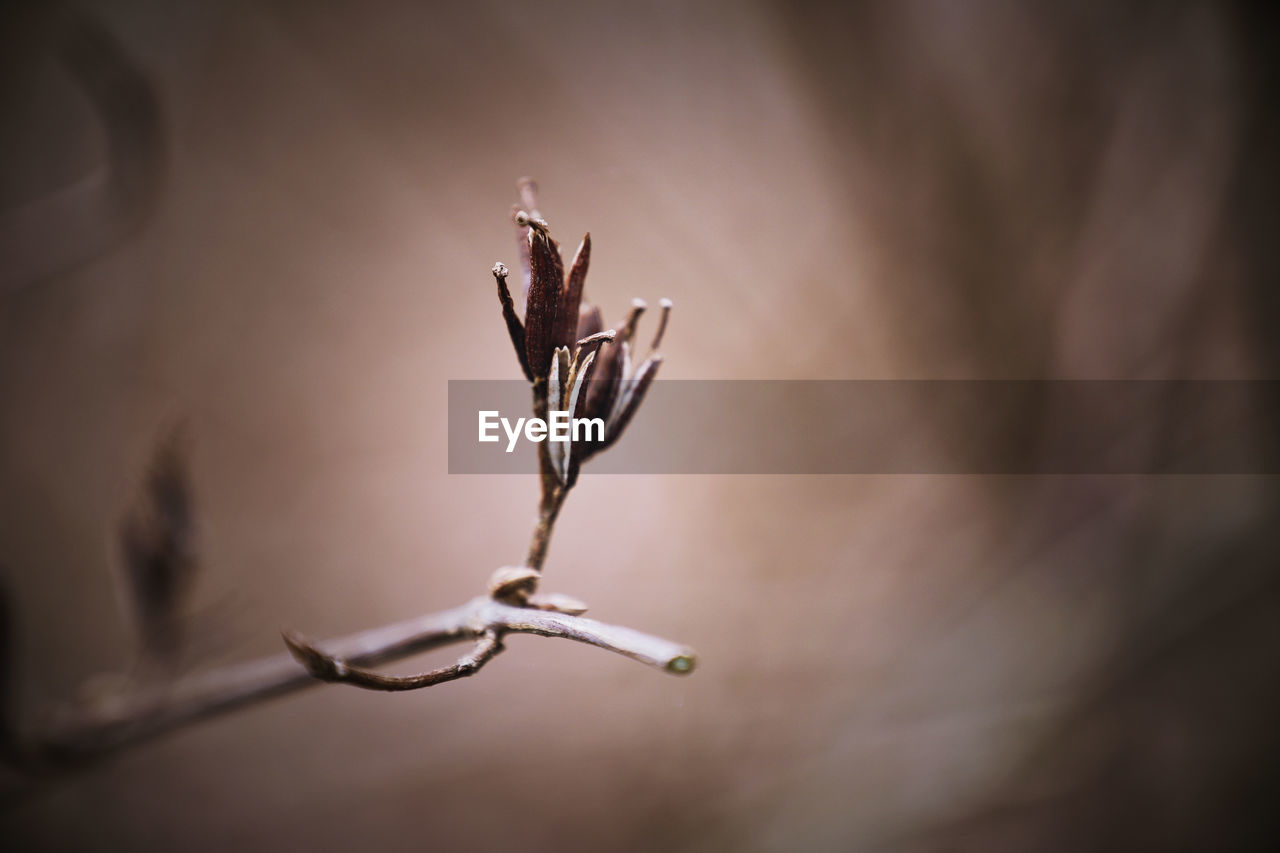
[448,381,1279,474]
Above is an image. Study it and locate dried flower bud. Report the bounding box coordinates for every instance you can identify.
[491,180,672,479]
[487,566,541,604]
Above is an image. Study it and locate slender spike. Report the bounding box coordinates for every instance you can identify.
[517,176,541,221]
[514,178,543,301]
[492,263,533,382]
[512,206,532,301]
[649,298,673,352]
[618,298,647,346]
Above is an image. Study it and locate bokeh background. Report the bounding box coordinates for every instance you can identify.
[3,0,1279,849]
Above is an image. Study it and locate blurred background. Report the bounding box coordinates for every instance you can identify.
[2,0,1278,849]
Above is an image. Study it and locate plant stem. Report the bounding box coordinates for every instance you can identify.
[10,597,693,777]
[526,381,570,572]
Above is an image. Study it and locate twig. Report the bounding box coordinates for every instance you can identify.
[12,597,693,771]
[527,383,569,573]
[283,629,504,691]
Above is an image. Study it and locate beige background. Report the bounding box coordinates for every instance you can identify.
[2,1,1278,850]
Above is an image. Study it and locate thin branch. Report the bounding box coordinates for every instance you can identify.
[284,629,504,692]
[527,382,570,573]
[13,597,694,771]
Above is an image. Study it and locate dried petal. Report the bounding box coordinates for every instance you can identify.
[576,303,604,340]
[601,354,662,451]
[523,227,563,379]
[492,262,532,382]
[566,350,596,422]
[581,340,621,424]
[556,233,591,350]
[548,347,571,482]
[548,346,566,413]
[562,349,596,486]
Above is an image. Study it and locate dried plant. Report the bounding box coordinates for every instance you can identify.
[0,181,693,793]
[118,424,197,670]
[493,179,672,570]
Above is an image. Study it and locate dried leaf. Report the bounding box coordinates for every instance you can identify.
[556,233,591,350]
[576,303,604,340]
[602,354,662,452]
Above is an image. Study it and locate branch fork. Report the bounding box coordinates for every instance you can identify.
[282,592,696,694]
